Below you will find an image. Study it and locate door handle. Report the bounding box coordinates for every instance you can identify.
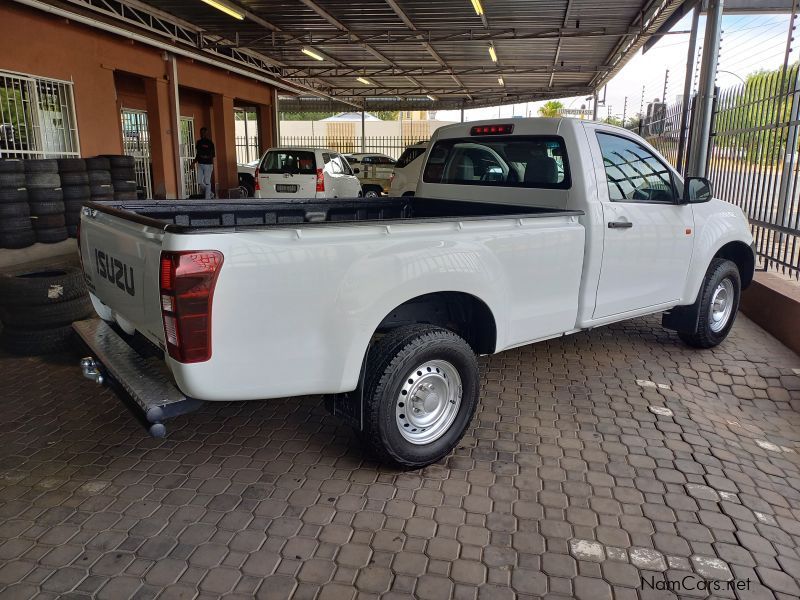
[608,220,633,229]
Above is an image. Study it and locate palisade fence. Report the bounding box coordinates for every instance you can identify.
[278,135,428,160]
[235,135,259,164]
[641,65,800,279]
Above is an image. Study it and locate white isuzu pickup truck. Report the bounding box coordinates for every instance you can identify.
[75,118,754,468]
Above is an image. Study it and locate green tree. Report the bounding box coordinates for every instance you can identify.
[538,101,564,117]
[602,116,623,127]
[279,111,337,121]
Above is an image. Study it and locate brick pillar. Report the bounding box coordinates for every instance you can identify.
[256,101,276,153]
[144,77,178,199]
[211,93,237,196]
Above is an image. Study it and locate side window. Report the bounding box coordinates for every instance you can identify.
[322,153,331,164]
[329,156,343,174]
[337,155,353,175]
[596,132,676,203]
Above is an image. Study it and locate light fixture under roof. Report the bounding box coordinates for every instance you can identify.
[488,44,498,63]
[357,77,372,85]
[426,94,437,101]
[200,0,244,20]
[470,0,484,15]
[498,77,504,85]
[301,47,325,61]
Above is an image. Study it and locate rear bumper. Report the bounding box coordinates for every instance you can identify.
[73,318,202,436]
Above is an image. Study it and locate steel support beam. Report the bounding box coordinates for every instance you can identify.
[687,0,724,177]
[676,4,700,173]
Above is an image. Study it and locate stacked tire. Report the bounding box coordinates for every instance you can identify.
[105,155,138,201]
[0,159,34,249]
[86,157,114,203]
[25,159,67,244]
[0,267,93,355]
[58,158,90,238]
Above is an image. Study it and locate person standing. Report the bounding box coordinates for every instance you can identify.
[192,127,215,199]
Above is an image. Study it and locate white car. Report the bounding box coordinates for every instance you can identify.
[389,141,428,196]
[344,153,396,197]
[253,147,362,199]
[236,160,259,197]
[77,117,754,467]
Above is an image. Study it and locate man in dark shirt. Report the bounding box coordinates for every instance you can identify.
[191,127,215,199]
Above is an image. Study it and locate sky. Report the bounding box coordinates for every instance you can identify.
[435,11,795,123]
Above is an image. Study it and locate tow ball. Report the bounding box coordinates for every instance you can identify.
[80,357,104,385]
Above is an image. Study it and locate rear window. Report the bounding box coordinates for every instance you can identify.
[422,136,569,189]
[396,147,426,169]
[262,150,317,175]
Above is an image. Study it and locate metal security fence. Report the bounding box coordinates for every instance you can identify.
[278,135,427,160]
[642,99,692,173]
[0,70,80,159]
[709,64,800,278]
[235,135,259,164]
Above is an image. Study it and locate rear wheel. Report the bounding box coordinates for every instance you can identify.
[678,258,741,348]
[363,186,382,198]
[361,325,480,468]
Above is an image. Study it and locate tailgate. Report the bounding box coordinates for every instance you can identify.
[80,208,166,346]
[257,173,317,197]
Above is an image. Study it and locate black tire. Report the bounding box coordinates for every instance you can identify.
[0,325,76,355]
[32,213,66,228]
[92,194,114,202]
[0,266,87,306]
[0,173,26,188]
[113,179,137,192]
[88,170,112,185]
[238,174,256,197]
[114,192,138,201]
[60,171,89,186]
[0,187,27,203]
[111,167,136,180]
[29,200,65,217]
[35,227,69,244]
[90,183,113,197]
[25,173,60,188]
[86,157,110,171]
[0,296,93,328]
[57,158,87,172]
[0,229,35,249]
[678,258,741,349]
[104,155,135,168]
[67,224,78,238]
[0,202,30,219]
[360,325,480,468]
[23,159,58,174]
[62,185,90,200]
[363,185,383,198]
[28,188,64,203]
[0,159,24,174]
[0,217,33,232]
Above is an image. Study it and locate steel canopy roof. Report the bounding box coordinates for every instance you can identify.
[39,0,690,109]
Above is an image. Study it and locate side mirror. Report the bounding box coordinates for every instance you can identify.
[353,168,360,174]
[684,177,713,203]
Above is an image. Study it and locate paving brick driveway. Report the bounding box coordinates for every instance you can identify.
[1,314,799,600]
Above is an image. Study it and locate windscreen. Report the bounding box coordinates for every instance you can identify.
[395,147,426,169]
[262,150,317,175]
[422,136,569,189]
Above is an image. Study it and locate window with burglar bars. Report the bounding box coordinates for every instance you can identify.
[0,70,80,159]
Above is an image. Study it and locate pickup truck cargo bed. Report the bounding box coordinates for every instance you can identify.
[86,197,582,231]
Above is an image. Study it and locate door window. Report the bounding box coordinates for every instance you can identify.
[596,133,676,203]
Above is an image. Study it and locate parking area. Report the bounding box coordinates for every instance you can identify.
[0,314,798,599]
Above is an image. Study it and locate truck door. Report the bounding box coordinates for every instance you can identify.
[589,129,694,319]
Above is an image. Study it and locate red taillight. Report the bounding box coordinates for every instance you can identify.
[254,167,260,191]
[470,124,514,135]
[159,250,223,363]
[316,168,325,192]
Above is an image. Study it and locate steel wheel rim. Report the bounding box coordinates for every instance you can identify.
[396,359,462,445]
[365,190,380,197]
[709,278,734,333]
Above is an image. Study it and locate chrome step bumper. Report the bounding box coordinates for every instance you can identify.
[73,318,202,437]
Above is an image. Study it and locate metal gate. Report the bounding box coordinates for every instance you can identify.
[0,70,80,158]
[120,108,152,198]
[179,117,197,198]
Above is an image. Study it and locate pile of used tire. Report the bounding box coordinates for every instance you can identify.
[25,159,68,244]
[58,158,89,238]
[0,159,34,249]
[87,157,114,202]
[106,155,138,200]
[0,266,93,355]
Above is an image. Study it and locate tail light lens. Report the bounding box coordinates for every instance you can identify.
[316,168,325,192]
[254,167,260,191]
[159,250,223,363]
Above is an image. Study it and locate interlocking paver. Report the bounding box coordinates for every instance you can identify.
[0,314,799,599]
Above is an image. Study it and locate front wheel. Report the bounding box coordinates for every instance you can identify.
[361,325,480,468]
[678,258,741,348]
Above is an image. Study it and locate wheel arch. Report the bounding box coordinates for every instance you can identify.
[713,241,755,289]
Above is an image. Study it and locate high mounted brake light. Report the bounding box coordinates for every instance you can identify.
[159,250,223,363]
[316,167,325,192]
[470,124,514,135]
